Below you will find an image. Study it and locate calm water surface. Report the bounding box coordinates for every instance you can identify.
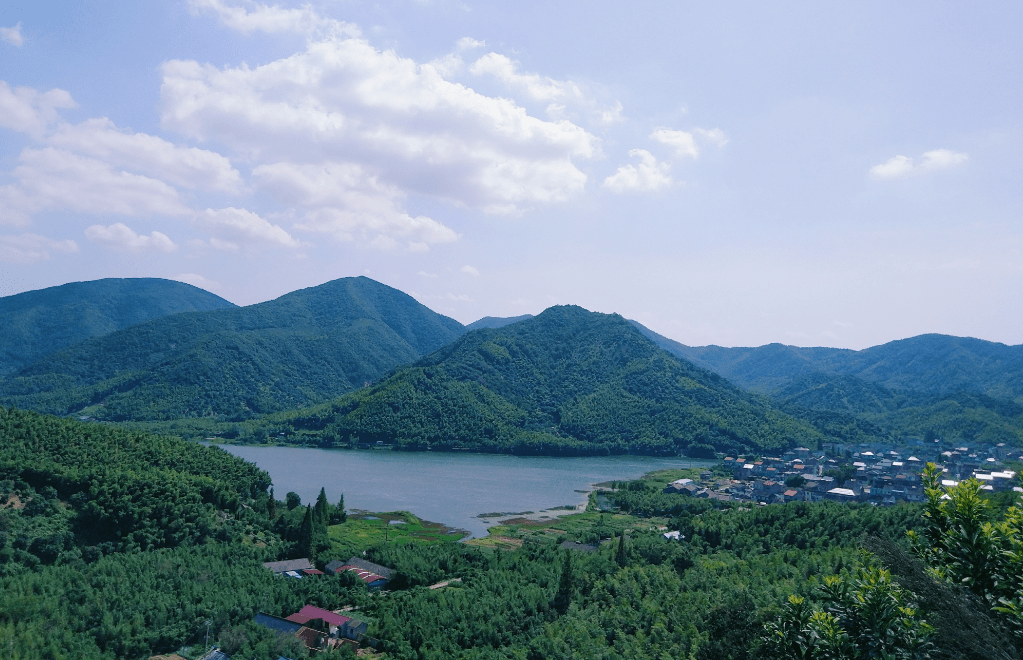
[216,445,713,538]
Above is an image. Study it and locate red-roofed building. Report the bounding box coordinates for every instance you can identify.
[334,565,389,590]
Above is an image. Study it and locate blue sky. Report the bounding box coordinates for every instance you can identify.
[1,0,1020,349]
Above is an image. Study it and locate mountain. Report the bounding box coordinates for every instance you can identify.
[0,278,236,376]
[0,277,464,421]
[632,328,1023,445]
[276,305,827,456]
[464,314,534,331]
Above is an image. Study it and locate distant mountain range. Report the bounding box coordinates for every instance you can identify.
[0,278,235,376]
[0,277,462,420]
[0,277,1020,451]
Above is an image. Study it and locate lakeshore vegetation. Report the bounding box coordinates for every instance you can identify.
[2,407,1020,659]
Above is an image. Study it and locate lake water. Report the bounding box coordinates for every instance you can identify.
[215,445,715,538]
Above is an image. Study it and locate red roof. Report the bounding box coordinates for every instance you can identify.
[336,565,387,584]
[301,569,324,576]
[296,605,351,628]
[783,489,798,497]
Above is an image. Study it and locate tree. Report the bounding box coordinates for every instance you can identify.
[786,475,807,488]
[314,487,329,525]
[764,567,934,659]
[286,492,301,511]
[554,550,573,614]
[296,505,314,558]
[908,462,1023,637]
[329,493,347,524]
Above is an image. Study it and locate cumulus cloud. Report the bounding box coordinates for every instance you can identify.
[460,265,479,276]
[0,81,76,136]
[1,23,24,47]
[418,270,439,278]
[456,37,485,50]
[85,223,177,252]
[870,148,969,179]
[694,127,728,147]
[195,207,303,249]
[650,126,728,159]
[469,53,582,103]
[0,148,190,225]
[650,128,698,159]
[602,149,673,194]
[187,0,357,38]
[254,161,459,249]
[0,233,77,264]
[161,37,596,215]
[49,118,243,193]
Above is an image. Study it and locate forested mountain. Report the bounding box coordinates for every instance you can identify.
[673,334,1023,399]
[0,277,464,421]
[0,278,236,376]
[630,326,1023,446]
[274,306,827,455]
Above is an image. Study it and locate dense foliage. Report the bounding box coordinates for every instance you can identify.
[271,306,827,455]
[0,277,464,421]
[638,325,1023,446]
[0,277,235,376]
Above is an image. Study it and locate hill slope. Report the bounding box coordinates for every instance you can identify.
[0,278,236,376]
[641,330,1023,445]
[0,277,464,421]
[278,306,826,455]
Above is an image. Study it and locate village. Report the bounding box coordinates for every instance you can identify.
[664,441,1022,506]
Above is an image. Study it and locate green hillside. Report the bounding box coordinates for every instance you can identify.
[631,326,1023,445]
[0,278,236,376]
[464,314,534,331]
[0,277,464,422]
[275,306,826,455]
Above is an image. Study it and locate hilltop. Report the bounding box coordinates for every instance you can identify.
[0,278,235,375]
[274,305,826,456]
[0,277,463,421]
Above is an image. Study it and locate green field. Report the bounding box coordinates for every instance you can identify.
[327,510,468,558]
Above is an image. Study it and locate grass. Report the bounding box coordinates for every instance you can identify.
[327,510,467,557]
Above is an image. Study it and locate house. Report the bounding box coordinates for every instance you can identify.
[345,557,394,579]
[663,478,694,494]
[332,565,389,590]
[262,558,314,575]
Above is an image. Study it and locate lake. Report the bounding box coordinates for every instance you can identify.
[215,445,715,538]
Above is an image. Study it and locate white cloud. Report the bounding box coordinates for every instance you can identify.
[418,270,439,278]
[602,149,673,194]
[456,37,485,51]
[172,272,222,291]
[0,148,190,225]
[1,23,24,47]
[0,233,77,264]
[187,0,358,38]
[460,265,479,276]
[694,127,728,147]
[598,101,624,126]
[0,81,76,136]
[469,52,581,103]
[254,161,459,248]
[650,128,698,159]
[920,148,969,170]
[650,126,728,159]
[870,155,914,179]
[49,118,243,193]
[160,31,596,228]
[85,223,177,253]
[196,206,303,249]
[870,149,969,179]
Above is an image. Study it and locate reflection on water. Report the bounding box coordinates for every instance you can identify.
[215,445,714,538]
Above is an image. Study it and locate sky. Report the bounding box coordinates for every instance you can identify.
[1,0,1020,350]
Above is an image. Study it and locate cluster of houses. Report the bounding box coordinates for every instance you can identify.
[243,556,395,656]
[665,442,1022,506]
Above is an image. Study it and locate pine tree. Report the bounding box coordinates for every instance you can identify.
[297,504,314,558]
[554,550,573,614]
[314,487,329,525]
